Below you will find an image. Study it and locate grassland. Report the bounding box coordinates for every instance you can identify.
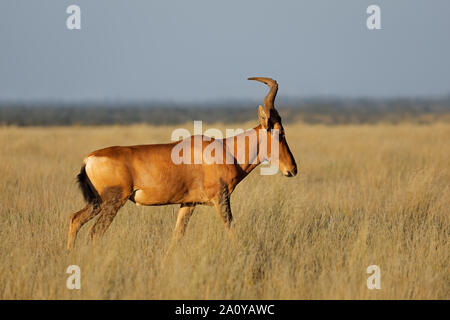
[0,121,448,299]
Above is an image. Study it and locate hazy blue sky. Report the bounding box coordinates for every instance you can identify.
[1,0,449,103]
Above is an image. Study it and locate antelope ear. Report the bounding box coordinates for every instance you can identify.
[258,105,269,129]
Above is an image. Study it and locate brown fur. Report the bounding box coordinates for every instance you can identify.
[214,179,233,237]
[67,77,297,250]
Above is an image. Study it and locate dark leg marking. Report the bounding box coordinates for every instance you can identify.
[215,180,233,235]
[89,187,125,240]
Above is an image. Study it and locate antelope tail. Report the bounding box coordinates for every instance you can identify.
[77,165,101,208]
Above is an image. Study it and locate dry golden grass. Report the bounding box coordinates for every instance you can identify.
[0,121,448,299]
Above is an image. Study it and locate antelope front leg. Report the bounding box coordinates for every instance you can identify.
[213,184,233,239]
[172,204,196,241]
[166,204,196,259]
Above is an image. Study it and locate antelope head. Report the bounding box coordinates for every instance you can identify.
[248,77,297,177]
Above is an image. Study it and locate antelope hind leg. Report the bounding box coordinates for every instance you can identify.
[67,203,101,250]
[89,187,126,242]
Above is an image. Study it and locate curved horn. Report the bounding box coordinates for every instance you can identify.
[248,77,278,114]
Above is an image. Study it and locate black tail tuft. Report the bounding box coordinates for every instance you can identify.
[77,165,101,208]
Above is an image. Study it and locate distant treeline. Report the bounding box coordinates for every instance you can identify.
[1,98,450,126]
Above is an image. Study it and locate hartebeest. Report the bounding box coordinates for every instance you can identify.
[67,77,297,250]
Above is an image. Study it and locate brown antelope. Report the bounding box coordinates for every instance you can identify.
[67,77,297,250]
